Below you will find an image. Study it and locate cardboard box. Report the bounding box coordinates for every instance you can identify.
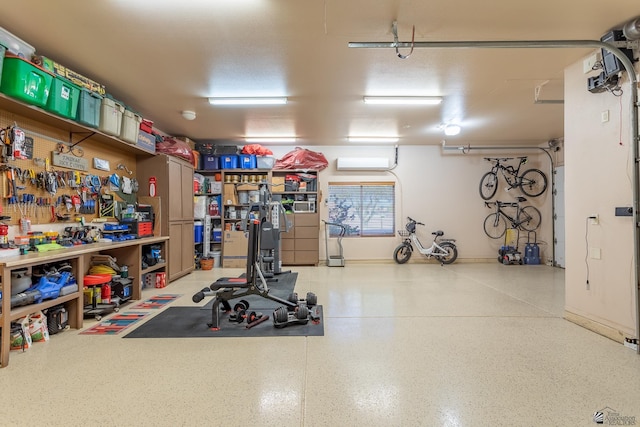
[210,181,222,194]
[222,257,247,268]
[223,230,248,256]
[272,176,285,192]
[223,184,237,205]
[35,55,106,95]
[237,183,260,191]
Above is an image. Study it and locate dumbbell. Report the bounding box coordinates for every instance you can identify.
[228,300,250,323]
[287,292,317,307]
[245,311,268,329]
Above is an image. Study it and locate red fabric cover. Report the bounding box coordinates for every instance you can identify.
[242,144,273,155]
[156,136,194,163]
[274,147,328,171]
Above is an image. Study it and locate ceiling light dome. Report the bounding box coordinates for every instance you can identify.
[181,110,196,120]
[444,124,461,136]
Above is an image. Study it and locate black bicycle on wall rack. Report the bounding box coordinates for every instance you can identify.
[483,196,542,239]
[479,157,548,200]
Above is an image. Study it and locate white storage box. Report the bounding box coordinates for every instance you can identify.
[99,97,124,136]
[0,26,35,58]
[257,156,275,169]
[120,109,142,144]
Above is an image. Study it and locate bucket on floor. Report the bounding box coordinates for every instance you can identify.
[200,258,214,270]
[212,251,221,268]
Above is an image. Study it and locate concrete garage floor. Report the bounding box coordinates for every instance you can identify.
[1,263,638,427]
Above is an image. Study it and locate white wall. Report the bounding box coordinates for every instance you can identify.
[269,144,552,262]
[564,57,638,337]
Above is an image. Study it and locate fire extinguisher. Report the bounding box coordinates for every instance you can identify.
[102,282,111,304]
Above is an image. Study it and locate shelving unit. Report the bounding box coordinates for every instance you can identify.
[0,93,155,156]
[191,168,321,266]
[0,236,168,367]
[272,170,320,266]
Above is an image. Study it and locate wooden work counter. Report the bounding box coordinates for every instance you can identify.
[0,236,169,368]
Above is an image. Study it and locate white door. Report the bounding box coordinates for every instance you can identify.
[553,166,565,268]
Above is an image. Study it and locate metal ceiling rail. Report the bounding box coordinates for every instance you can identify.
[349,38,640,352]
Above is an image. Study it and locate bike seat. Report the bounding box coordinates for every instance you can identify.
[432,230,444,237]
[516,196,527,202]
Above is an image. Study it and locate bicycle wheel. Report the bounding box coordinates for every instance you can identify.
[483,213,507,239]
[393,244,412,264]
[479,171,498,200]
[438,242,458,264]
[518,206,542,231]
[519,169,547,197]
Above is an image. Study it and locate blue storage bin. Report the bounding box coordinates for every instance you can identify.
[220,155,238,169]
[194,221,203,243]
[202,155,219,170]
[239,154,257,169]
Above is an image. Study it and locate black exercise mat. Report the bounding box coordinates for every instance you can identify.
[199,271,298,311]
[123,305,323,338]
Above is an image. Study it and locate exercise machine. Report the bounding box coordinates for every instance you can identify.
[192,220,302,330]
[323,221,346,267]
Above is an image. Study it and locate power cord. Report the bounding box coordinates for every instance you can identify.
[585,216,597,289]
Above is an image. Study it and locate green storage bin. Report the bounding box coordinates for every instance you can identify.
[0,55,54,107]
[46,76,81,119]
[76,88,102,128]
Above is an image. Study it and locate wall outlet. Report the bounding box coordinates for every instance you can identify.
[590,247,602,259]
[601,110,609,123]
[583,52,601,74]
[590,214,599,225]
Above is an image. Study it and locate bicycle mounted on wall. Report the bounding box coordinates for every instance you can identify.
[483,196,541,239]
[479,157,548,201]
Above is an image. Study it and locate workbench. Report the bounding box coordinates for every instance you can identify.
[0,236,169,368]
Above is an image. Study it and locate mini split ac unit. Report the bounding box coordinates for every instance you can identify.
[336,157,390,171]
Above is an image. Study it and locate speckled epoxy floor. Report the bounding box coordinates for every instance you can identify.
[1,263,638,427]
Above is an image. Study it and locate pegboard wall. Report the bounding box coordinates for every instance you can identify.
[0,107,138,234]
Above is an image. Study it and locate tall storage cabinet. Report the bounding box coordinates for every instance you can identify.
[138,154,195,281]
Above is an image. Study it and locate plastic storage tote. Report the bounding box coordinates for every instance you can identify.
[76,88,102,128]
[0,44,5,87]
[45,76,81,119]
[120,109,142,144]
[99,96,124,136]
[239,154,257,169]
[0,55,54,107]
[220,155,239,169]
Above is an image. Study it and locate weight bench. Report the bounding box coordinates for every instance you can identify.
[192,220,297,329]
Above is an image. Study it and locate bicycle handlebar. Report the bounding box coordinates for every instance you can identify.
[484,157,513,162]
[406,217,424,226]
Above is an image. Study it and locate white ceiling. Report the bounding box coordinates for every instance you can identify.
[1,1,639,146]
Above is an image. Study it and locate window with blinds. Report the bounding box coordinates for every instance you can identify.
[327,182,395,237]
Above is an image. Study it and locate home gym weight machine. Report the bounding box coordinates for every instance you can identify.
[192,219,319,330]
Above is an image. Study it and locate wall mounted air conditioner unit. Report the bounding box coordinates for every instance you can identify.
[336,157,390,171]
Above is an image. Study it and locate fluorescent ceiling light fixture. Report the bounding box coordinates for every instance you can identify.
[245,137,297,143]
[209,97,287,105]
[363,96,442,105]
[443,124,461,136]
[348,137,399,143]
